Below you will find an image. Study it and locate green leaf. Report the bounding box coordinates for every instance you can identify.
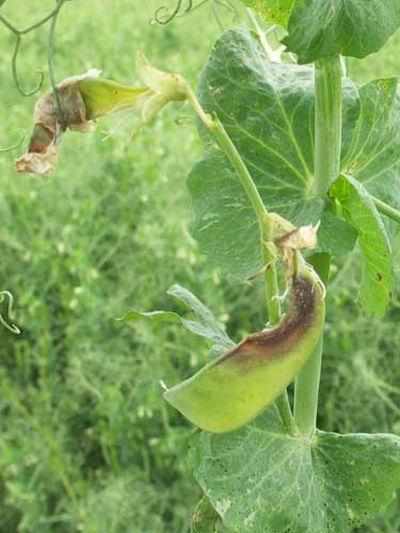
[316,208,357,256]
[188,28,357,278]
[342,77,400,210]
[119,310,182,324]
[167,284,234,355]
[121,285,234,357]
[283,0,400,64]
[190,406,400,532]
[329,175,394,317]
[190,29,400,287]
[240,0,295,26]
[192,497,230,533]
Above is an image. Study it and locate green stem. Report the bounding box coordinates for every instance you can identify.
[314,56,342,196]
[294,254,330,436]
[372,196,400,224]
[208,117,267,224]
[197,115,296,434]
[294,56,342,436]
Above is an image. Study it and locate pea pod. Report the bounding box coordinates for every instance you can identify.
[76,78,149,120]
[164,263,325,433]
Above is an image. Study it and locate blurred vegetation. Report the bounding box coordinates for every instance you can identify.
[0,1,399,531]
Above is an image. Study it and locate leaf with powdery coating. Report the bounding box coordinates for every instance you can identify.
[190,406,400,532]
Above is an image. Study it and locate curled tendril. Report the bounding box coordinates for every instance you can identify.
[0,291,21,335]
[48,0,68,129]
[153,0,237,25]
[0,129,26,152]
[153,0,192,25]
[0,1,71,98]
[12,35,45,96]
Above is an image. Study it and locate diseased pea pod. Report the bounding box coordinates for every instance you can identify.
[164,261,325,433]
[15,55,188,176]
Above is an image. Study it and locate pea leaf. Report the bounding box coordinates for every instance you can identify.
[167,284,234,355]
[120,285,234,357]
[192,497,230,533]
[240,0,295,26]
[190,406,400,532]
[190,28,400,310]
[316,208,357,256]
[283,0,400,64]
[329,175,394,317]
[342,77,400,210]
[188,28,357,278]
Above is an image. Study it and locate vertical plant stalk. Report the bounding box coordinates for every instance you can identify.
[186,89,296,433]
[294,56,342,436]
[313,56,343,196]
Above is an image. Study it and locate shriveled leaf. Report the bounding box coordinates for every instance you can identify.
[283,0,400,64]
[190,406,400,532]
[167,284,234,355]
[330,175,393,317]
[240,0,295,26]
[188,28,357,278]
[121,285,234,358]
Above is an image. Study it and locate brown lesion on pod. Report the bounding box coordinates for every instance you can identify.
[218,272,320,368]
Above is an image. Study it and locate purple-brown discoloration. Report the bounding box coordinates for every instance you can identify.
[218,275,318,366]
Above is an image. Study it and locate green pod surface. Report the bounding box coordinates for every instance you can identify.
[76,78,149,120]
[164,265,325,433]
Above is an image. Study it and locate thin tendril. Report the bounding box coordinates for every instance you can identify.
[154,0,186,25]
[153,0,237,25]
[0,291,21,335]
[11,35,45,96]
[210,0,224,31]
[0,129,25,152]
[48,0,67,129]
[0,1,71,97]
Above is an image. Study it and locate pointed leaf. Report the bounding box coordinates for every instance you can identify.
[283,0,400,64]
[191,497,229,533]
[329,175,394,317]
[167,284,234,354]
[121,286,234,358]
[190,406,400,532]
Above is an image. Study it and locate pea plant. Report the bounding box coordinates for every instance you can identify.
[9,0,400,531]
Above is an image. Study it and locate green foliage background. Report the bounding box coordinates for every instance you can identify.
[0,1,398,531]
